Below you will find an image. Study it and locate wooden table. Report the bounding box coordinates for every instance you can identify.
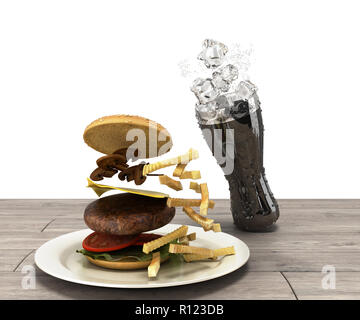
[0,199,359,300]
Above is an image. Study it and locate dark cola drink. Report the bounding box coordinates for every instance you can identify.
[190,39,279,231]
[197,96,279,231]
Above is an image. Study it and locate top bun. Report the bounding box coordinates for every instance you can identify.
[83,115,173,158]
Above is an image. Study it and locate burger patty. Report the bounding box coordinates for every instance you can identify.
[84,193,175,235]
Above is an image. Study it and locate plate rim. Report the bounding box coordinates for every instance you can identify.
[35,224,250,289]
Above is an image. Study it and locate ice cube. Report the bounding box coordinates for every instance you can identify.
[195,101,218,120]
[216,107,231,120]
[235,81,260,113]
[221,91,242,106]
[191,78,219,104]
[215,94,232,109]
[212,64,239,92]
[198,39,228,69]
[237,80,257,100]
[212,72,230,92]
[216,64,238,82]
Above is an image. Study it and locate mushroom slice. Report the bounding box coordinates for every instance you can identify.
[90,167,117,181]
[97,154,128,171]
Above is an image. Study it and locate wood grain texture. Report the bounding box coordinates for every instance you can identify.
[283,272,360,300]
[0,249,32,272]
[0,271,294,300]
[0,199,360,299]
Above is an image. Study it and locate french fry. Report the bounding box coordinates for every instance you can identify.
[186,232,197,241]
[179,239,189,245]
[148,252,160,278]
[142,148,199,176]
[203,223,221,232]
[183,254,213,262]
[167,198,215,208]
[159,175,183,191]
[169,244,214,257]
[189,181,201,193]
[200,183,209,216]
[211,223,222,232]
[184,246,236,262]
[180,171,201,180]
[173,164,187,177]
[143,225,188,254]
[183,207,214,229]
[213,246,235,257]
[178,232,197,244]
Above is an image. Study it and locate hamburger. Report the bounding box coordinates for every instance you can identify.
[77,115,176,270]
[76,115,234,277]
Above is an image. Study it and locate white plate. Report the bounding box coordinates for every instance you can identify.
[35,224,249,288]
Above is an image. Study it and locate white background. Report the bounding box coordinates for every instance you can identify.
[0,0,359,199]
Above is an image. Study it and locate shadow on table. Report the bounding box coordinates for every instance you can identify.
[35,264,249,300]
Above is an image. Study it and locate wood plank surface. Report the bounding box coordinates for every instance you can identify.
[0,199,359,299]
[283,272,360,300]
[0,271,294,300]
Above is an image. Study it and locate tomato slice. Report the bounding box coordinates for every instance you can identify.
[133,233,162,246]
[82,232,140,252]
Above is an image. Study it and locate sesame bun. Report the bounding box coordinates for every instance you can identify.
[85,255,170,270]
[83,115,173,158]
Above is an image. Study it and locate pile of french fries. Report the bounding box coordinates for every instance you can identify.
[145,225,235,278]
[146,148,236,278]
[157,148,222,233]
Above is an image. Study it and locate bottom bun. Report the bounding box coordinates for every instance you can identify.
[86,255,170,270]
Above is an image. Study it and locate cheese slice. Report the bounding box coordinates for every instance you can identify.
[86,178,169,198]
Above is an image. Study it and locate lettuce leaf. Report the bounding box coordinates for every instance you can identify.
[76,243,171,262]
